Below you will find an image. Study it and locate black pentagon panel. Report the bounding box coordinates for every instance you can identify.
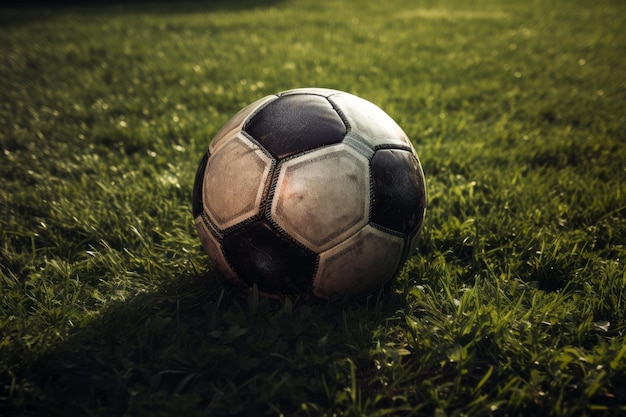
[212,95,277,142]
[370,149,427,234]
[221,220,317,294]
[192,152,210,218]
[244,94,346,159]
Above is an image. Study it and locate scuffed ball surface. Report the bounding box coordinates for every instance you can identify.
[193,88,426,299]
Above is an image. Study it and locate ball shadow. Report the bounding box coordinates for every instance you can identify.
[6,269,406,416]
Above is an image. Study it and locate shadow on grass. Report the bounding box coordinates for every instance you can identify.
[4,270,406,416]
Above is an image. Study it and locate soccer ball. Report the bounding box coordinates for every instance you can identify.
[192,88,426,300]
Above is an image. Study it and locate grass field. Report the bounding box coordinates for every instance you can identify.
[1,0,625,415]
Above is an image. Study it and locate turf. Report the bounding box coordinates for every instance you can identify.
[1,0,625,415]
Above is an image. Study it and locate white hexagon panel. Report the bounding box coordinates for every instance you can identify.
[313,225,404,299]
[270,144,370,253]
[329,92,412,150]
[279,87,342,98]
[203,132,274,230]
